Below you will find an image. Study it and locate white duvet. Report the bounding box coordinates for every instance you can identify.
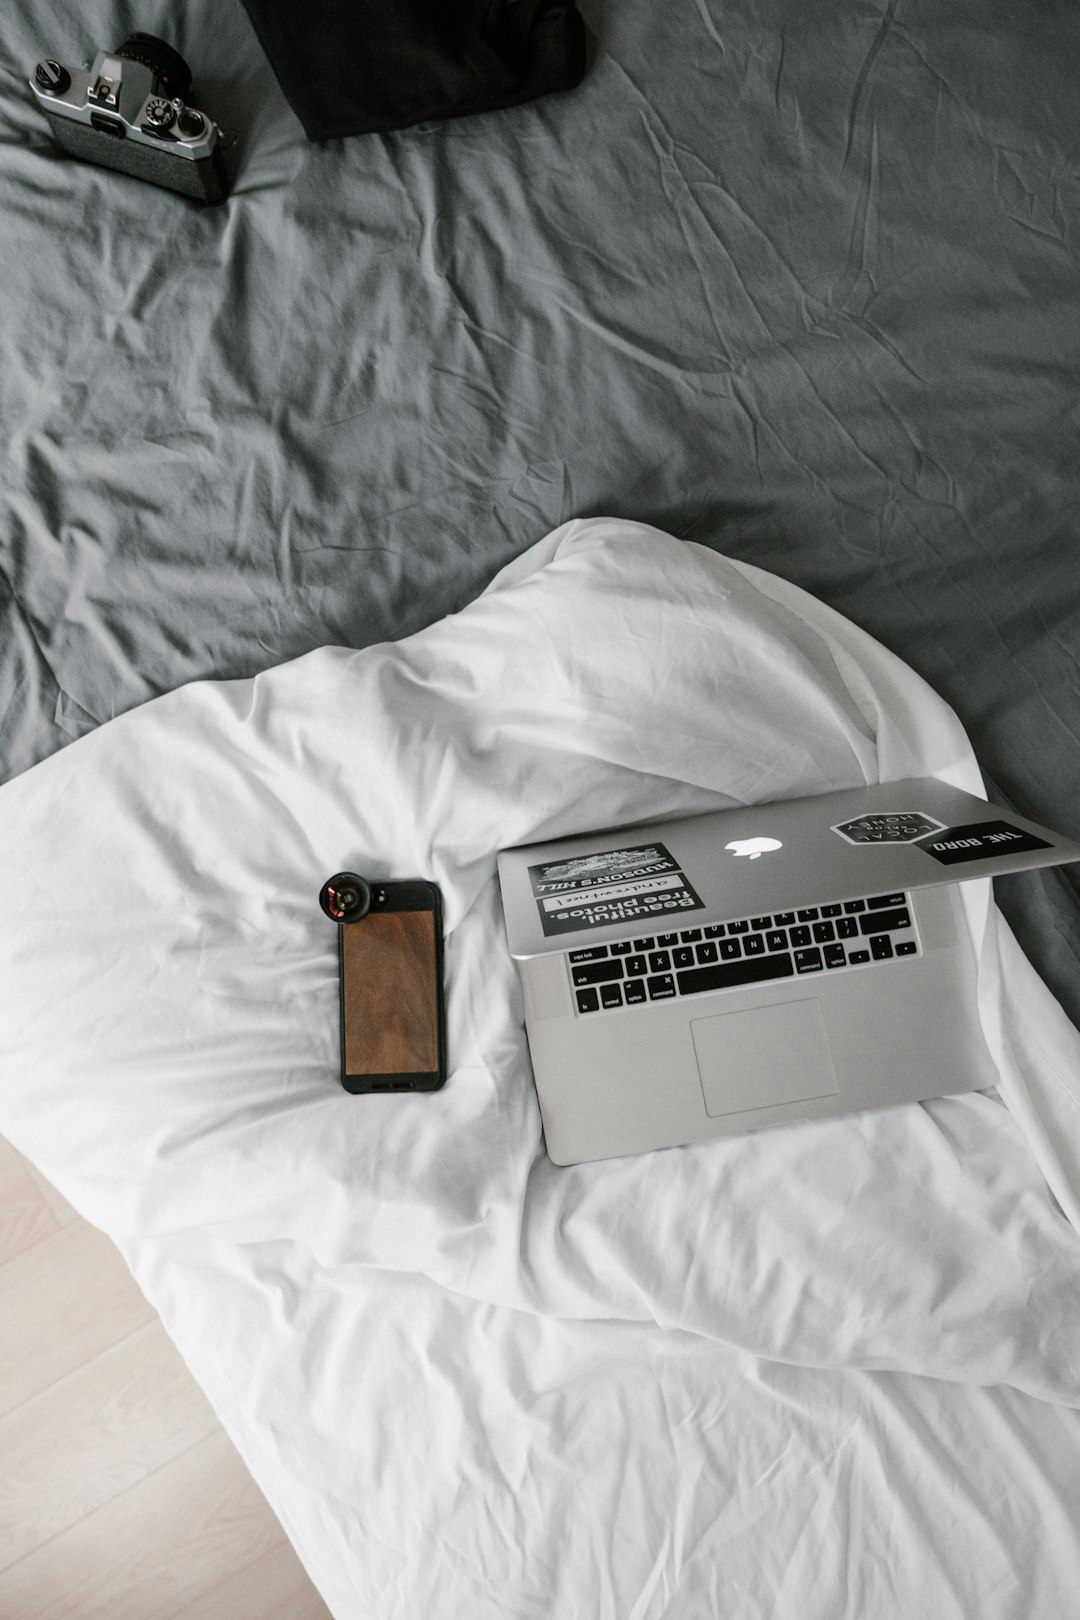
[1,519,1079,1617]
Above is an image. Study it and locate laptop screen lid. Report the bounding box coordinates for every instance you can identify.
[498,776,1080,959]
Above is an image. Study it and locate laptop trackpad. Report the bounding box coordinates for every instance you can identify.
[691,999,839,1118]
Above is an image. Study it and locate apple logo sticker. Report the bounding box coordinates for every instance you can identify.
[725,837,783,860]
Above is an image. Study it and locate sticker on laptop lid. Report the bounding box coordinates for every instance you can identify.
[915,820,1052,865]
[528,842,705,937]
[832,811,946,845]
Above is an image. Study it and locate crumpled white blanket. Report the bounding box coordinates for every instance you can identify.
[2,518,1079,1617]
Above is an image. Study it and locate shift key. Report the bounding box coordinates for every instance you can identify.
[571,960,624,986]
[858,907,910,933]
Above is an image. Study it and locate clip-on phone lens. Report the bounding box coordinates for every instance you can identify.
[319,872,371,923]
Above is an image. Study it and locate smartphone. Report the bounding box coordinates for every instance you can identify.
[336,880,447,1094]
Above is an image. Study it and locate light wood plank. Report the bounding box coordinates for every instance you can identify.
[0,1135,61,1266]
[0,1428,313,1620]
[0,1146,332,1615]
[0,1318,220,1568]
[16,1148,80,1227]
[0,1219,155,1418]
[171,1538,334,1620]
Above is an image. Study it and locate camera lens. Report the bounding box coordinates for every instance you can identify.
[114,33,193,101]
[319,872,372,924]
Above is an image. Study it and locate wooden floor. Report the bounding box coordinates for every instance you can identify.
[0,1135,333,1620]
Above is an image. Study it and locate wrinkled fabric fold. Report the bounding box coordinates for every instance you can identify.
[1,518,1079,1613]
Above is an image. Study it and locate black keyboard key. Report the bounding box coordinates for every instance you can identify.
[790,925,812,948]
[657,933,679,947]
[848,949,870,964]
[728,919,750,935]
[673,946,695,968]
[812,920,836,943]
[843,900,866,914]
[624,978,647,1004]
[895,941,918,957]
[648,950,672,973]
[634,937,656,952]
[610,940,633,956]
[676,952,794,997]
[569,946,608,963]
[796,907,819,922]
[794,947,823,973]
[626,954,648,977]
[572,959,624,986]
[743,933,766,956]
[836,917,858,939]
[765,930,787,952]
[576,987,600,1013]
[703,924,725,938]
[718,938,742,960]
[824,943,846,968]
[867,893,906,910]
[870,934,894,960]
[773,912,795,926]
[750,916,771,930]
[820,903,842,918]
[680,929,702,943]
[696,941,718,964]
[647,973,676,1000]
[600,983,624,1009]
[859,907,910,934]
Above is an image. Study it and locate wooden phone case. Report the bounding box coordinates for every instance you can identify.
[338,883,445,1092]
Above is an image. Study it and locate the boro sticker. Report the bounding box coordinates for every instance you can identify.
[916,820,1052,865]
[528,842,705,937]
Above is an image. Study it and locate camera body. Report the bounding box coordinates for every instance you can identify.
[30,34,229,204]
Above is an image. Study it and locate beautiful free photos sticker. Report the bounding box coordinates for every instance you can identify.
[528,842,705,936]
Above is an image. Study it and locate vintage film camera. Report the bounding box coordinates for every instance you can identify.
[30,34,230,204]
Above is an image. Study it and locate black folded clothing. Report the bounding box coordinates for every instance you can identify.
[238,0,587,140]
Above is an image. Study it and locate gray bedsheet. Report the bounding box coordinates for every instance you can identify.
[1,0,1077,1022]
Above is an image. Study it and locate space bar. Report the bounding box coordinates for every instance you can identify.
[677,952,794,996]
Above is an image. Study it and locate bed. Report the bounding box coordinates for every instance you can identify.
[2,1,1079,1616]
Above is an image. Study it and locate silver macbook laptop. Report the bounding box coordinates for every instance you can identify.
[497,777,1080,1165]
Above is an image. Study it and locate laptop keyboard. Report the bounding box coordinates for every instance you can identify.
[567,892,920,1014]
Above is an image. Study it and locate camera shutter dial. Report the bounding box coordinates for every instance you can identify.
[143,96,177,131]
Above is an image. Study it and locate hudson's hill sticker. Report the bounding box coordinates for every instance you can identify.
[528,842,705,937]
[916,820,1052,865]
